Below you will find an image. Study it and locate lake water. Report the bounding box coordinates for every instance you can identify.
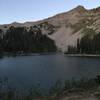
[0,54,100,92]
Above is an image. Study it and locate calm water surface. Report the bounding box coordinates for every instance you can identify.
[0,54,100,91]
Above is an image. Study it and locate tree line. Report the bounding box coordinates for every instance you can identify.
[67,32,100,54]
[0,25,57,55]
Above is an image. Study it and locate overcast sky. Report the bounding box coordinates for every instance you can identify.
[0,0,100,24]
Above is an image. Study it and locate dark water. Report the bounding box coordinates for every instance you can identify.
[0,54,100,92]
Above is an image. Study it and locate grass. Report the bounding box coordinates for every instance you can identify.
[0,75,100,100]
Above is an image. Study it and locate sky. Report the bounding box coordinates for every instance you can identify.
[0,0,100,24]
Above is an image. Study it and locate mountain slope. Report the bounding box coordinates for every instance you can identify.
[0,5,100,52]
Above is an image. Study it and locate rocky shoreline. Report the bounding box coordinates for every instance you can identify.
[65,54,100,57]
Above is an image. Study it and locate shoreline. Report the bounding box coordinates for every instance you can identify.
[65,54,100,57]
[1,52,100,58]
[0,52,58,58]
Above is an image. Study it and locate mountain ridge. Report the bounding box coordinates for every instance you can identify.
[0,5,100,52]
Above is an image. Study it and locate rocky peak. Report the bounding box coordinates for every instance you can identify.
[0,6,100,52]
[76,5,85,9]
[72,5,87,13]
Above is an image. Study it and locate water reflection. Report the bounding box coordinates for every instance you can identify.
[0,54,100,90]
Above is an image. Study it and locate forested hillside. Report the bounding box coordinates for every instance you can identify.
[0,26,57,54]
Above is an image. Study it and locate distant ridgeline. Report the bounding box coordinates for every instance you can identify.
[0,26,57,54]
[67,29,100,54]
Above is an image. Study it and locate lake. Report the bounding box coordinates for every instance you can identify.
[0,53,100,93]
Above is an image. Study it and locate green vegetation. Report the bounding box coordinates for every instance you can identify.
[79,32,100,54]
[66,29,100,54]
[0,25,57,55]
[0,76,100,100]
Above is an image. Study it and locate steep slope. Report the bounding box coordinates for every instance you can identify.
[0,5,100,52]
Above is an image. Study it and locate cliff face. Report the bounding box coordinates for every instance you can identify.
[0,5,100,52]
